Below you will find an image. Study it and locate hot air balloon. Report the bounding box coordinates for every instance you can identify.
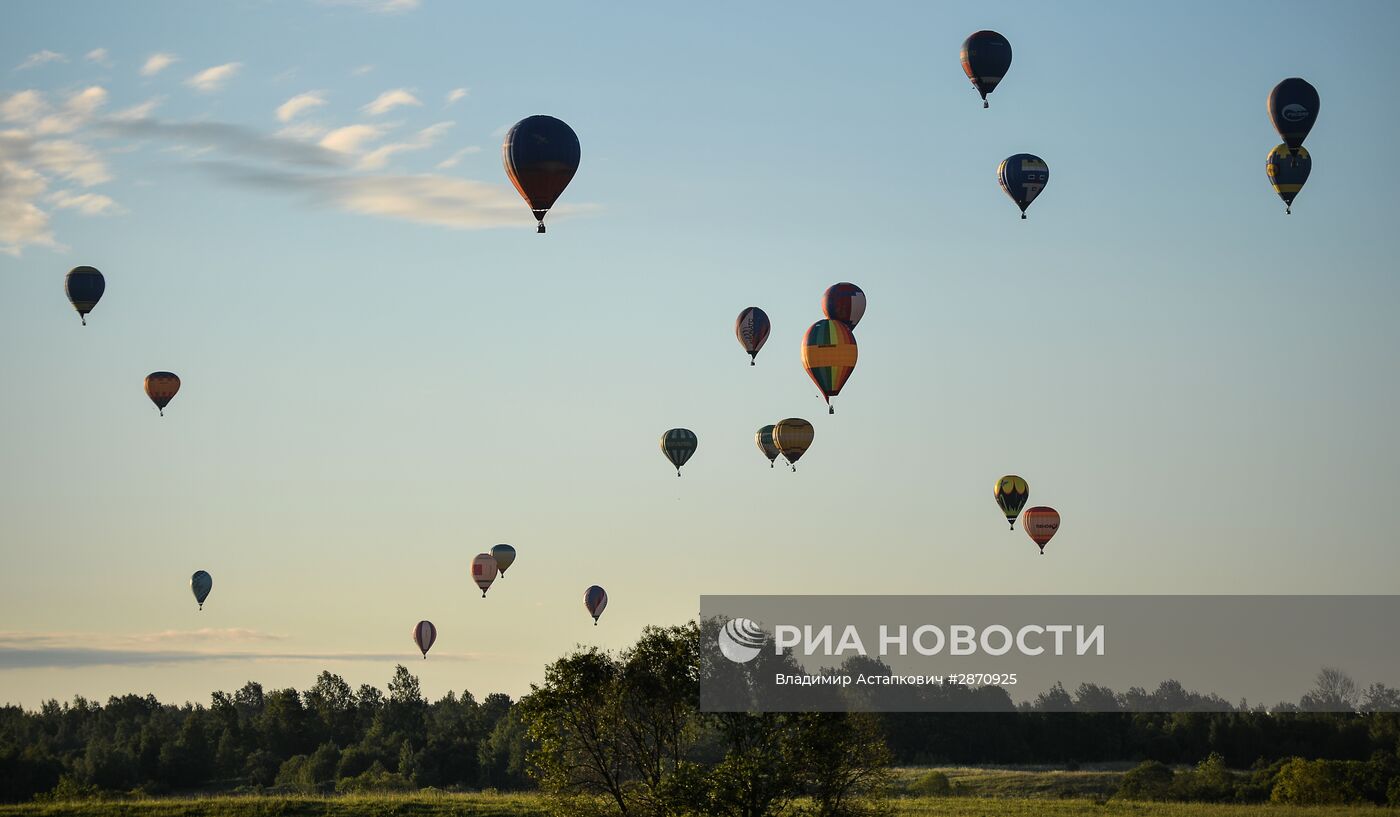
[502,115,580,233]
[735,307,771,366]
[584,585,608,625]
[802,320,857,414]
[190,570,212,610]
[772,418,814,471]
[1267,144,1310,214]
[1023,506,1060,555]
[144,372,180,416]
[755,424,780,468]
[961,30,1012,108]
[491,544,516,576]
[413,620,436,659]
[1269,78,1319,164]
[998,154,1049,219]
[994,475,1030,530]
[472,553,498,597]
[65,266,105,326]
[661,428,697,476]
[821,282,866,329]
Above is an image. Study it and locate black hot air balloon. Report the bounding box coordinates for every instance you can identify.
[1268,78,1319,164]
[997,154,1049,219]
[502,115,580,234]
[65,266,105,326]
[961,30,1012,108]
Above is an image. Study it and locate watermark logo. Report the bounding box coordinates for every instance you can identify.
[717,618,766,663]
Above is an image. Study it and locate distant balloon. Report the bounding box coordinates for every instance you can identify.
[65,266,105,326]
[755,424,780,468]
[802,320,857,414]
[190,570,212,610]
[584,585,608,625]
[491,544,517,576]
[735,307,771,366]
[998,154,1049,219]
[821,282,866,329]
[772,418,814,472]
[1267,144,1310,214]
[961,30,1013,108]
[413,620,437,659]
[144,372,181,416]
[994,475,1030,530]
[1023,506,1060,555]
[502,115,580,233]
[472,553,499,597]
[661,428,698,476]
[1268,78,1319,162]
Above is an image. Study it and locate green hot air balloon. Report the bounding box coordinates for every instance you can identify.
[661,428,697,476]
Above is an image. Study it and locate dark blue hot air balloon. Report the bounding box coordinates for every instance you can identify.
[502,115,581,234]
[997,154,1049,219]
[65,266,105,325]
[1268,78,1319,163]
[961,30,1013,108]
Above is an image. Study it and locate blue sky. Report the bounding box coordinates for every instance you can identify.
[2,0,1399,707]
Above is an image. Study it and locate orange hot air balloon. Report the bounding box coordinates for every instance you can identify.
[802,319,858,414]
[144,372,181,416]
[1022,506,1060,555]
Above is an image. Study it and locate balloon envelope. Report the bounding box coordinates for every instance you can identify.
[994,475,1030,529]
[661,428,697,475]
[491,544,517,576]
[1023,506,1060,553]
[472,553,499,597]
[145,372,181,415]
[190,570,212,609]
[802,320,857,413]
[772,418,814,470]
[413,620,437,658]
[65,266,105,324]
[1268,78,1319,153]
[735,307,771,364]
[502,115,580,233]
[821,283,866,329]
[998,154,1049,217]
[584,585,608,623]
[961,30,1013,107]
[755,424,780,466]
[1266,144,1310,213]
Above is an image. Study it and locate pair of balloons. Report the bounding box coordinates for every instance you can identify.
[960,32,1053,218]
[994,475,1061,555]
[755,419,814,471]
[63,268,183,417]
[1266,78,1320,214]
[803,283,865,414]
[471,545,518,597]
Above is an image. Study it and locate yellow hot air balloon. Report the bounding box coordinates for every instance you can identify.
[771,418,814,472]
[994,475,1029,529]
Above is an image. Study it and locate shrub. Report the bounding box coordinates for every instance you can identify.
[1270,757,1369,805]
[908,770,951,796]
[1115,760,1173,801]
[335,761,413,793]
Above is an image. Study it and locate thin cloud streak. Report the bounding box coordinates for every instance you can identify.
[100,117,345,168]
[141,53,178,77]
[185,62,242,93]
[0,647,472,669]
[16,51,67,70]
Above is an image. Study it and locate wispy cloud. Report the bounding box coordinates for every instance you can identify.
[445,87,468,105]
[140,52,178,77]
[85,48,111,66]
[362,89,421,116]
[47,190,123,215]
[0,161,58,255]
[16,50,67,71]
[186,62,242,93]
[319,123,385,154]
[101,117,344,168]
[35,86,108,135]
[1,90,46,122]
[435,144,480,170]
[351,64,375,77]
[111,98,163,121]
[276,91,328,123]
[318,0,421,14]
[358,121,451,170]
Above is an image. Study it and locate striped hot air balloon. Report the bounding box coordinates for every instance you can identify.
[755,425,780,468]
[994,475,1030,530]
[661,428,697,476]
[802,320,857,414]
[1267,144,1310,214]
[821,282,866,329]
[190,570,212,610]
[1023,506,1060,555]
[502,115,580,233]
[735,307,771,365]
[584,585,608,625]
[413,620,437,658]
[491,544,516,576]
[145,372,181,416]
[472,553,498,597]
[65,266,105,326]
[772,418,814,472]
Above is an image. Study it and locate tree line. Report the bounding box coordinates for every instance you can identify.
[3,621,1399,810]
